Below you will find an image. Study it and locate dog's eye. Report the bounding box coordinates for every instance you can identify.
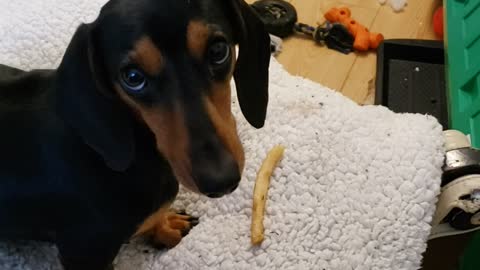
[208,41,230,66]
[120,68,146,92]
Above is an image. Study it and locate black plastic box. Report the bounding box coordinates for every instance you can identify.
[375,39,447,128]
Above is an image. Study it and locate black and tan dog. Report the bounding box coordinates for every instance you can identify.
[0,0,270,269]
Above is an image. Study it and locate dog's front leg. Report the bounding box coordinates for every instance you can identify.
[56,228,125,270]
[134,204,199,249]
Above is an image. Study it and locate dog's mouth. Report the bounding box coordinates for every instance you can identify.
[166,159,199,193]
[177,176,200,193]
[171,160,242,198]
[176,173,241,198]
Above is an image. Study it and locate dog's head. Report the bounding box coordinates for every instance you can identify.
[55,0,270,198]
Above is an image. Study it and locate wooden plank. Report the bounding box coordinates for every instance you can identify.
[273,0,378,91]
[245,0,441,104]
[341,0,441,105]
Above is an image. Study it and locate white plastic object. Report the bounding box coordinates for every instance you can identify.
[444,129,471,151]
[432,174,480,226]
[429,223,480,240]
[430,174,480,239]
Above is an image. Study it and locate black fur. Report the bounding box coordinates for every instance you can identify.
[0,0,270,269]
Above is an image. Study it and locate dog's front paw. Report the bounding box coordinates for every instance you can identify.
[148,211,199,249]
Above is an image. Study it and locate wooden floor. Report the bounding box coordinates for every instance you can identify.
[247,0,442,105]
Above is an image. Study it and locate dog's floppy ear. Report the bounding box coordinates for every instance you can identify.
[55,23,135,172]
[227,0,271,128]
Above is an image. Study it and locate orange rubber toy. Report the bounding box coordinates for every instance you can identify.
[324,7,384,51]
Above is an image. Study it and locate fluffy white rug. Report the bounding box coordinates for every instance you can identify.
[0,1,445,269]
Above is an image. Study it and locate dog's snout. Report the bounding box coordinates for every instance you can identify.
[205,181,240,198]
[229,182,239,193]
[193,152,241,198]
[204,185,240,198]
[200,160,240,197]
[206,192,223,198]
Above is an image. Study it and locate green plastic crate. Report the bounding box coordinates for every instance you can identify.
[459,231,480,270]
[445,0,480,148]
[445,1,480,268]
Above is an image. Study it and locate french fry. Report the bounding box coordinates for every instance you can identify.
[251,145,285,245]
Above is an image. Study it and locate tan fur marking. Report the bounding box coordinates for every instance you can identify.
[204,72,245,174]
[130,36,163,75]
[186,20,210,59]
[134,204,192,248]
[115,86,197,191]
[205,86,245,173]
[134,205,170,237]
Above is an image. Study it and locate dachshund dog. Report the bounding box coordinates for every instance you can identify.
[0,0,270,269]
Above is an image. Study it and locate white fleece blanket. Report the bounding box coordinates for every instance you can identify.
[0,1,445,270]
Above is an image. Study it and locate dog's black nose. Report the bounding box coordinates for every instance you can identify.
[206,192,224,198]
[206,182,239,198]
[194,156,241,198]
